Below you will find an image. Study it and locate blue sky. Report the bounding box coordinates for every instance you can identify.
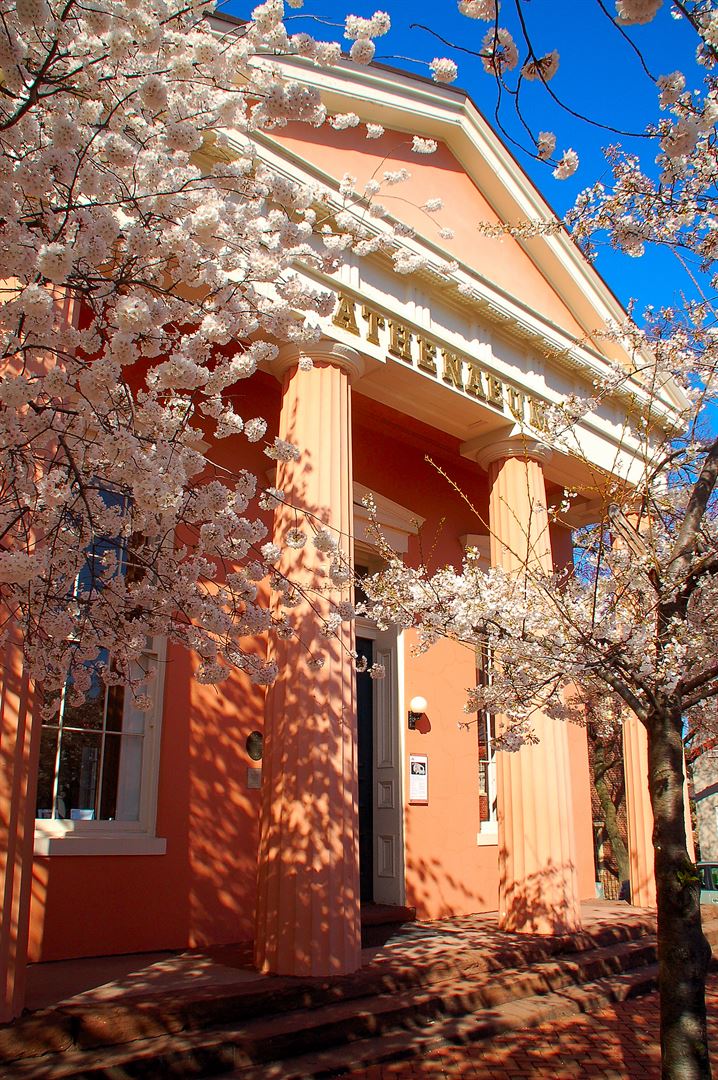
[227,0,706,316]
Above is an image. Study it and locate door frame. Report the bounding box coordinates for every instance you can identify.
[355,619,406,906]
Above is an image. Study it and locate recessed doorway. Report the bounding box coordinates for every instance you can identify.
[356,627,405,907]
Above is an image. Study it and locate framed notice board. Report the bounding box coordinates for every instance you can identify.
[409,754,428,804]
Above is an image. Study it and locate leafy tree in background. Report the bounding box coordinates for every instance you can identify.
[352,3,718,1078]
[0,0,404,709]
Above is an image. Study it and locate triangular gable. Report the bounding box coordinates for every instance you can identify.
[271,120,588,344]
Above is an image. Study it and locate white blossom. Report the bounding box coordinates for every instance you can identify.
[553,149,579,180]
[430,57,459,83]
[245,418,268,443]
[261,542,282,564]
[285,527,307,549]
[615,0,662,25]
[264,437,301,462]
[481,27,519,74]
[458,0,497,18]
[521,50,559,82]
[537,131,557,161]
[412,137,438,154]
[313,527,339,553]
[350,39,375,65]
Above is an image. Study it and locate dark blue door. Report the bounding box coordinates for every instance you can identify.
[356,636,374,902]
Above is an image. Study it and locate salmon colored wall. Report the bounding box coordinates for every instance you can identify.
[273,124,587,341]
[30,654,267,962]
[403,632,499,918]
[29,380,597,958]
[353,401,596,916]
[29,375,282,962]
[352,393,490,568]
[352,396,497,917]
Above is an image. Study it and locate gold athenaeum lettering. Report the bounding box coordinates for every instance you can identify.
[332,294,360,335]
[417,337,437,374]
[465,363,487,400]
[507,387,525,421]
[388,320,414,363]
[441,349,463,390]
[362,305,386,345]
[487,374,504,409]
[529,396,549,432]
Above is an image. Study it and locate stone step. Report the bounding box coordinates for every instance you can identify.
[360,904,416,948]
[229,966,663,1080]
[360,903,416,928]
[1,912,658,1075]
[0,933,666,1079]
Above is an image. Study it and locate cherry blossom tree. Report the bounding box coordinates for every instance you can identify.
[2,0,718,1075]
[362,401,717,1078]
[0,0,415,714]
[349,3,718,1078]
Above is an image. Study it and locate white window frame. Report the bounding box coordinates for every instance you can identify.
[459,536,499,848]
[477,712,498,846]
[34,638,167,857]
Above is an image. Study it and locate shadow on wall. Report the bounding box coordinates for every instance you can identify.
[28,376,285,964]
[29,644,266,962]
[405,854,488,921]
[187,649,266,948]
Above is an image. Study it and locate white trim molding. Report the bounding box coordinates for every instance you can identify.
[353,482,424,555]
[34,638,168,858]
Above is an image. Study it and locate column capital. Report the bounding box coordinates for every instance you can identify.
[270,341,365,384]
[461,430,552,472]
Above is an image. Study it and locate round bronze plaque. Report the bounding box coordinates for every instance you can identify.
[246,730,264,761]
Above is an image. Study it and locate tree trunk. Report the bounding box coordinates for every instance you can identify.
[647,702,712,1080]
[591,736,630,885]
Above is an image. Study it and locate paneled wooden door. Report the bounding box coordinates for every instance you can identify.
[356,629,405,906]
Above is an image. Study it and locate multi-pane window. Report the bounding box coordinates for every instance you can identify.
[35,655,148,822]
[476,640,497,834]
[33,487,165,852]
[478,712,497,829]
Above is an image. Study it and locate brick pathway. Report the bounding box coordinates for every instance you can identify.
[338,975,718,1079]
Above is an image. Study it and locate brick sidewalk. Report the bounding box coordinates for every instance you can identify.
[338,975,718,1079]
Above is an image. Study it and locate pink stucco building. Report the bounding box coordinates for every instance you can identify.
[1,33,683,1020]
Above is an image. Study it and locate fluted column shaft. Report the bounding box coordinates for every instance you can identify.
[613,514,660,907]
[0,630,38,1021]
[255,344,362,977]
[623,712,656,907]
[487,448,582,934]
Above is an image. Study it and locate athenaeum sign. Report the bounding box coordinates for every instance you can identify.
[332,293,549,433]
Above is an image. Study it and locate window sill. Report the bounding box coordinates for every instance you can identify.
[477,827,498,847]
[34,834,167,857]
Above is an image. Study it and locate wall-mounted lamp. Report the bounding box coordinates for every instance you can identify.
[408,695,428,730]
